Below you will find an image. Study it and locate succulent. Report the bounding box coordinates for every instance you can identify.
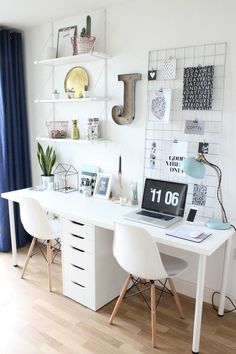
[37,143,56,176]
[80,15,91,37]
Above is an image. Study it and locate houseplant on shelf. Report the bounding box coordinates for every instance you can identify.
[37,143,56,189]
[77,15,96,54]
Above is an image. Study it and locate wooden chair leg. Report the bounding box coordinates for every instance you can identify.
[47,240,53,292]
[168,278,185,319]
[109,274,132,325]
[151,281,157,348]
[21,237,37,279]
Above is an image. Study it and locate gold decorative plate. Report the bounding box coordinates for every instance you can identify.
[64,66,89,98]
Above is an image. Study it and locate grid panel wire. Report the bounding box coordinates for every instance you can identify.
[143,42,227,218]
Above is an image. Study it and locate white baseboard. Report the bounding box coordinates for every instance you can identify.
[174,278,236,312]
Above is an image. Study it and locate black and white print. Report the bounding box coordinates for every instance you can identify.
[184,120,205,135]
[148,70,157,81]
[163,140,188,176]
[149,142,156,168]
[149,89,171,123]
[79,171,97,195]
[182,65,214,110]
[158,57,176,80]
[198,142,209,154]
[192,184,207,206]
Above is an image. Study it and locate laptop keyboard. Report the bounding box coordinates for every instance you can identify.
[137,210,174,221]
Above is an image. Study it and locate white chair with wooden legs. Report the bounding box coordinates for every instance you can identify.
[19,197,61,292]
[109,222,188,348]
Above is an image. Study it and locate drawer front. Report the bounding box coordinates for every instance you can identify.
[63,276,93,309]
[63,231,94,254]
[63,261,92,288]
[62,243,93,270]
[62,219,93,240]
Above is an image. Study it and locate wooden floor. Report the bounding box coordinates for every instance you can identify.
[0,246,236,354]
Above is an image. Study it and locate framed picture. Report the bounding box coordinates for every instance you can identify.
[93,173,112,199]
[56,25,77,58]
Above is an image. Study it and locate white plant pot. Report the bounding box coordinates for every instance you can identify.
[41,175,54,190]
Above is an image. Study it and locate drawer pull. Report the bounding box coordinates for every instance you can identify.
[71,233,84,240]
[71,246,85,253]
[71,264,85,271]
[72,280,85,288]
[71,220,84,226]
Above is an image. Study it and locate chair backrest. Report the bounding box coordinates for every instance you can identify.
[113,222,168,280]
[19,197,55,240]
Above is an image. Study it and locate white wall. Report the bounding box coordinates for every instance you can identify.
[24,0,236,303]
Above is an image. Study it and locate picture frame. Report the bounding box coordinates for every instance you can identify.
[93,173,112,199]
[56,25,77,58]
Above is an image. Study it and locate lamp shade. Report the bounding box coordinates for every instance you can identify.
[182,157,206,179]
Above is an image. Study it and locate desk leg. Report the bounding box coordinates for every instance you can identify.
[192,254,206,354]
[8,200,18,267]
[218,236,232,316]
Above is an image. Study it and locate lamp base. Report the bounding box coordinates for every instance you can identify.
[205,218,231,230]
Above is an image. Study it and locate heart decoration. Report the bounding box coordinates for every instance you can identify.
[148,70,157,81]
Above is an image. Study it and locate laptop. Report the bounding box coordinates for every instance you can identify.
[124,178,188,228]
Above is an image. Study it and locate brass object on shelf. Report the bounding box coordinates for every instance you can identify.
[64,66,89,98]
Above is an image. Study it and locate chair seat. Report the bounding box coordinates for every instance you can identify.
[160,253,188,277]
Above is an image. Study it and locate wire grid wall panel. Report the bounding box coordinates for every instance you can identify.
[144,43,227,218]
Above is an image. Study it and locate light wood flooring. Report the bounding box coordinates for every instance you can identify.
[0,245,236,354]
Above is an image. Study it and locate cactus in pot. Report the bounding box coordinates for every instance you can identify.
[80,15,92,37]
[37,143,56,189]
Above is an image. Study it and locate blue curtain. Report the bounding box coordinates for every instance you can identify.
[0,29,32,251]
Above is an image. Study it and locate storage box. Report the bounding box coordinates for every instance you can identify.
[46,121,68,139]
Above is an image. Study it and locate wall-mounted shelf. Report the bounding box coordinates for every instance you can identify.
[36,137,111,145]
[35,97,109,103]
[34,52,111,66]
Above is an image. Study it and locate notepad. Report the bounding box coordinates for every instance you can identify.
[165,225,212,243]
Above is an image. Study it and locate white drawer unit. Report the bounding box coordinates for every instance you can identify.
[61,217,128,311]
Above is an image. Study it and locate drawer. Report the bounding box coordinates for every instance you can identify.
[63,231,94,253]
[62,219,93,240]
[62,243,93,270]
[63,261,92,287]
[63,276,93,309]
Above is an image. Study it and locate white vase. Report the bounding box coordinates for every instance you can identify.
[41,175,54,190]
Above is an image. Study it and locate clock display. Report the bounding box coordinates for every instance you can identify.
[142,179,188,217]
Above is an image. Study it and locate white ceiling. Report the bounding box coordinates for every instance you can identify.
[0,0,122,29]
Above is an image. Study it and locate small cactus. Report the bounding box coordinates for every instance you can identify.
[80,15,92,38]
[80,27,86,37]
[86,15,91,37]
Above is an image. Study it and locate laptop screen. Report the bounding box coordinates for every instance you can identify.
[141,179,188,217]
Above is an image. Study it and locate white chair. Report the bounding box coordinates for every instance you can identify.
[19,197,61,292]
[109,222,188,348]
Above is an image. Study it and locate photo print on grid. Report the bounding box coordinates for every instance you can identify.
[158,57,176,80]
[192,184,207,206]
[198,142,209,154]
[149,142,157,168]
[184,120,205,135]
[149,89,172,123]
[182,65,214,110]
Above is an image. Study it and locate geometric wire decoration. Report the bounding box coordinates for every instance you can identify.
[53,163,79,193]
[143,42,227,219]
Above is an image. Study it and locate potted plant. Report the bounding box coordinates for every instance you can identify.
[77,15,96,54]
[37,143,56,189]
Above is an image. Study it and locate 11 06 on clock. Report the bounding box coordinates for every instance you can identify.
[143,179,188,216]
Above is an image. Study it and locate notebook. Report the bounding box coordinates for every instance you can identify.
[124,178,188,228]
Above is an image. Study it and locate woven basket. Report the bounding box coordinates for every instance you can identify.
[77,36,96,54]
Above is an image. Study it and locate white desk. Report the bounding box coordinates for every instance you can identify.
[1,188,234,354]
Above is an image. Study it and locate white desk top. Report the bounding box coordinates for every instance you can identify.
[2,188,234,257]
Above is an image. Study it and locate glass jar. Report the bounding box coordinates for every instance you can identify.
[130,181,138,205]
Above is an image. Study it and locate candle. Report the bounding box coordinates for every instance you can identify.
[118,155,122,173]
